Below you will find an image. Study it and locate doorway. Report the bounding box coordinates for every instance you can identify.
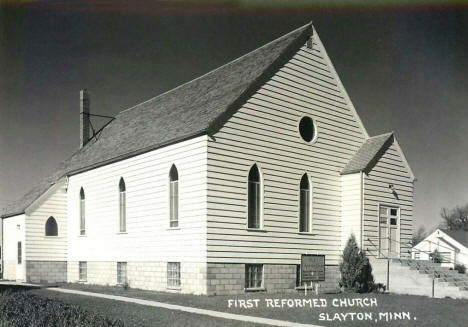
[379,206,400,258]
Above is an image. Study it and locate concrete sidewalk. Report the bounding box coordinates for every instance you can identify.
[49,287,324,327]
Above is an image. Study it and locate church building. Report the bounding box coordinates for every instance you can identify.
[1,23,415,295]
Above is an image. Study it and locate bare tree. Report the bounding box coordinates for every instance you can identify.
[412,226,427,246]
[440,204,468,231]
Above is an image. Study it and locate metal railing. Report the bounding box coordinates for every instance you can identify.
[365,235,465,297]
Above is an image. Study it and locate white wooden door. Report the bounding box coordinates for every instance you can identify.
[379,206,400,258]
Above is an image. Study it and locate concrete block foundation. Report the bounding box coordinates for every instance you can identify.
[26,260,67,283]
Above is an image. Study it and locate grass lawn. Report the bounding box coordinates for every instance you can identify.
[28,288,264,327]
[56,283,468,327]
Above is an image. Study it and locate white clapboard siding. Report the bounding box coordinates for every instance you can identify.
[341,173,362,249]
[67,135,208,263]
[362,143,414,258]
[25,182,68,261]
[2,214,25,280]
[207,35,368,266]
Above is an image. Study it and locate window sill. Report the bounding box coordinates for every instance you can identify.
[78,235,87,237]
[78,280,87,283]
[244,287,266,292]
[166,286,181,291]
[116,232,128,235]
[246,228,267,232]
[44,236,61,238]
[297,232,317,235]
[167,227,181,231]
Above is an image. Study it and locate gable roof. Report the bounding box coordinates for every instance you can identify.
[441,229,468,248]
[341,132,416,182]
[2,22,314,218]
[341,132,394,175]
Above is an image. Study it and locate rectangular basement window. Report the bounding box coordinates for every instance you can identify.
[117,262,127,284]
[167,262,181,288]
[245,264,263,290]
[79,261,87,281]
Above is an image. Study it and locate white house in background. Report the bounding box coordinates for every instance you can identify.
[413,229,468,269]
[0,23,415,295]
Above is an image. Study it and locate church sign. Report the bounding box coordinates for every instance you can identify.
[301,254,325,282]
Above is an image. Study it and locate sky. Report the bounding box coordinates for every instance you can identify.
[1,0,468,231]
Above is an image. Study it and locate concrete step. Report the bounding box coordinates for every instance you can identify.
[372,258,468,299]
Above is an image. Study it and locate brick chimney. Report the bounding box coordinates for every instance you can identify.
[80,89,90,148]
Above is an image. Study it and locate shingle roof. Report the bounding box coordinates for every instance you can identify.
[2,23,313,218]
[442,229,468,248]
[341,132,394,175]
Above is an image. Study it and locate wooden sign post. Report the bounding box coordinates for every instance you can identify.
[301,254,325,296]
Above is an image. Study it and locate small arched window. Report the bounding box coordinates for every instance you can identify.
[79,187,86,235]
[45,216,58,236]
[169,165,179,228]
[248,164,262,229]
[299,174,311,232]
[119,178,126,232]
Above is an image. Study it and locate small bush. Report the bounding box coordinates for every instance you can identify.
[429,250,443,263]
[372,283,386,294]
[0,289,124,327]
[339,234,375,293]
[455,264,466,274]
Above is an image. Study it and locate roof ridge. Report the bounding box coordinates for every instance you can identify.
[369,131,394,139]
[118,22,312,116]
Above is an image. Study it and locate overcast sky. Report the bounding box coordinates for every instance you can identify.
[1,0,468,230]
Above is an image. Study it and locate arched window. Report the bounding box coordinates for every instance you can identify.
[248,164,262,229]
[169,165,179,228]
[119,178,126,232]
[80,187,85,235]
[299,174,311,232]
[45,216,58,236]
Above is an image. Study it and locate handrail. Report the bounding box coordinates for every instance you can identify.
[365,236,463,266]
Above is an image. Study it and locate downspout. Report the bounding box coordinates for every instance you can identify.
[1,218,3,279]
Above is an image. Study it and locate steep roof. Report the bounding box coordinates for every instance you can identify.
[2,23,313,218]
[442,229,468,248]
[341,132,394,175]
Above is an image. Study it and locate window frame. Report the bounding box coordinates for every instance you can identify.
[117,262,127,285]
[298,116,318,144]
[17,242,22,264]
[45,216,58,237]
[299,173,312,233]
[247,164,263,230]
[119,178,127,233]
[79,261,87,281]
[167,262,181,288]
[245,264,264,290]
[169,165,179,228]
[79,187,86,235]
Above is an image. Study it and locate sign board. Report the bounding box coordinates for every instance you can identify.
[301,254,325,282]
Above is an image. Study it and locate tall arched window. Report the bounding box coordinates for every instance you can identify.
[299,174,311,232]
[119,178,126,232]
[45,216,58,236]
[79,187,86,235]
[248,164,262,229]
[169,165,179,228]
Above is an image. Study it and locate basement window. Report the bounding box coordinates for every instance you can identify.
[79,261,87,281]
[167,262,181,288]
[117,262,127,284]
[245,264,263,290]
